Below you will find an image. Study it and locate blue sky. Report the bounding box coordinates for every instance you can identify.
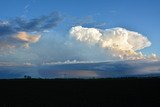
[0,0,160,64]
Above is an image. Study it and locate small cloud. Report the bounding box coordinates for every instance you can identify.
[0,31,41,52]
[14,32,41,48]
[15,32,41,43]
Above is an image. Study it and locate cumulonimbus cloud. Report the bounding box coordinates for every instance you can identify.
[70,26,158,61]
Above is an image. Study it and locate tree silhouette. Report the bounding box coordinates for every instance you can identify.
[24,75,32,79]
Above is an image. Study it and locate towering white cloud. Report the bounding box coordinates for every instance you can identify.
[70,26,158,60]
[70,26,101,44]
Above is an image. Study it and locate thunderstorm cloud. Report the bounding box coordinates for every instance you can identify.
[70,26,158,60]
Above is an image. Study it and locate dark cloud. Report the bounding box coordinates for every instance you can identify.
[0,21,15,36]
[0,12,62,51]
[0,12,62,37]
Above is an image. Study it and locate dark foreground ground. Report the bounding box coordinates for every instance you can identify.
[0,78,160,107]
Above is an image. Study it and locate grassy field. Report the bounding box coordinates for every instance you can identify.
[0,78,160,107]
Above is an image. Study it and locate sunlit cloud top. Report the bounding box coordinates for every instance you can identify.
[70,26,158,61]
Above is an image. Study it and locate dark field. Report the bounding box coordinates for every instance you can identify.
[0,78,160,107]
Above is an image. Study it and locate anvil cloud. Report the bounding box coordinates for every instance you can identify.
[70,26,158,60]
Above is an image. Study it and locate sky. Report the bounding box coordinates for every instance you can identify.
[0,0,160,65]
